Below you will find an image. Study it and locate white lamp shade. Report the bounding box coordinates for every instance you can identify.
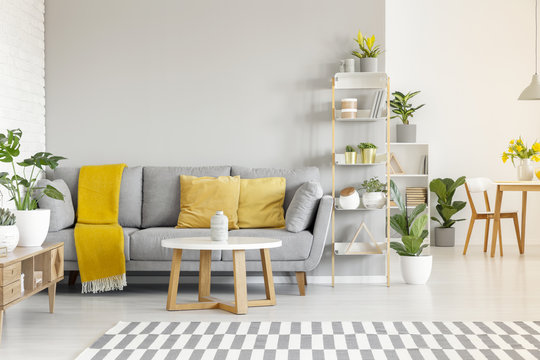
[519,74,540,100]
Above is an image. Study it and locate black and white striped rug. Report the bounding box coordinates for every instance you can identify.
[76,321,540,360]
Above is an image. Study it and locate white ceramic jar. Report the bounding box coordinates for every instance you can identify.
[339,187,360,210]
[0,224,19,251]
[362,192,386,209]
[211,211,228,241]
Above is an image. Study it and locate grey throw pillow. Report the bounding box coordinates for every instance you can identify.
[36,179,75,232]
[286,181,323,233]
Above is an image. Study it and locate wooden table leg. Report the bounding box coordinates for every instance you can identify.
[491,186,503,257]
[198,250,212,301]
[260,249,276,305]
[232,250,248,314]
[166,249,182,310]
[521,191,527,254]
[48,283,56,313]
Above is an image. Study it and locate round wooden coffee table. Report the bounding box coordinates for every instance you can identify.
[161,237,282,314]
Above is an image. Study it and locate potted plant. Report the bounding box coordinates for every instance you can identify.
[389,180,431,284]
[359,177,386,209]
[352,31,382,72]
[345,145,357,164]
[357,142,377,163]
[0,208,18,251]
[0,129,65,247]
[390,91,425,143]
[502,137,540,180]
[429,176,467,247]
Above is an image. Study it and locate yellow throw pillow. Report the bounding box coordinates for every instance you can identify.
[238,177,286,228]
[176,175,240,229]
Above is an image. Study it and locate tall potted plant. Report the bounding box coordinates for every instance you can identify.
[429,176,467,247]
[0,129,65,247]
[352,31,383,72]
[389,181,432,284]
[390,91,425,143]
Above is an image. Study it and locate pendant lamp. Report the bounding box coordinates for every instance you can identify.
[519,0,540,100]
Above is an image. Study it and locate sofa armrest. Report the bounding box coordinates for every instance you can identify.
[304,195,332,271]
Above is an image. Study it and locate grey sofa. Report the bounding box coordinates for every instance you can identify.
[44,166,332,295]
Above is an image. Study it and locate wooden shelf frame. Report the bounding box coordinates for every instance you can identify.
[331,73,391,287]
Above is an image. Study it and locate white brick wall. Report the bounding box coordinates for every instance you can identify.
[0,0,45,206]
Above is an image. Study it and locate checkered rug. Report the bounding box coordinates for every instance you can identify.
[76,321,540,360]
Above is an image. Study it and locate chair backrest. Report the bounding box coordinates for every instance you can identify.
[466,177,494,193]
[465,177,494,215]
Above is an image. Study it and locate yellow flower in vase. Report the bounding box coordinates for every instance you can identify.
[532,155,540,162]
[516,145,524,152]
[533,142,540,153]
[502,153,509,163]
[510,139,515,145]
[508,147,514,153]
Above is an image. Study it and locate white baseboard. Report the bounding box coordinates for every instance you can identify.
[119,275,387,285]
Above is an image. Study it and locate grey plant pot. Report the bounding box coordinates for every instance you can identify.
[360,58,378,72]
[435,227,455,247]
[396,124,417,143]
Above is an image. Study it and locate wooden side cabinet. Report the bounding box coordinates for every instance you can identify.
[0,242,64,344]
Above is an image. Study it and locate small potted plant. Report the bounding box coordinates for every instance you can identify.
[359,177,386,209]
[389,181,431,285]
[0,129,65,247]
[390,91,425,143]
[345,145,357,164]
[352,31,382,72]
[429,176,467,247]
[357,142,377,163]
[0,208,18,252]
[502,137,540,180]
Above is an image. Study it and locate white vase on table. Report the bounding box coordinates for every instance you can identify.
[517,159,534,181]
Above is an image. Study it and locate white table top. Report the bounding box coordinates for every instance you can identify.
[161,237,282,250]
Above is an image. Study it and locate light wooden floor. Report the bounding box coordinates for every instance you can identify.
[1,245,539,359]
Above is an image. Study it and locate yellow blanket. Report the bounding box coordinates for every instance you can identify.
[75,164,127,293]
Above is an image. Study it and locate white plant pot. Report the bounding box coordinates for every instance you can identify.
[339,191,360,210]
[362,192,386,209]
[400,255,432,285]
[0,225,19,251]
[13,209,50,247]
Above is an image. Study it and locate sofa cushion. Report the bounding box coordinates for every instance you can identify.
[44,227,137,261]
[36,179,75,232]
[231,166,320,213]
[130,228,221,261]
[222,229,313,261]
[238,178,286,229]
[52,167,143,228]
[286,181,324,233]
[177,175,240,229]
[142,166,231,228]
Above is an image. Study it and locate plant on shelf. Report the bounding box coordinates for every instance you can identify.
[359,177,386,209]
[0,208,18,252]
[357,143,377,164]
[502,137,540,181]
[429,176,467,247]
[0,129,65,210]
[389,180,432,284]
[352,31,383,72]
[345,145,357,164]
[390,91,425,143]
[0,128,66,247]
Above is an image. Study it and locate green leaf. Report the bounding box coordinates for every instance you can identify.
[409,203,427,224]
[390,214,408,235]
[390,180,405,214]
[410,214,428,238]
[43,185,65,201]
[429,179,447,203]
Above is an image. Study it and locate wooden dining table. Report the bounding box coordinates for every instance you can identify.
[490,181,540,257]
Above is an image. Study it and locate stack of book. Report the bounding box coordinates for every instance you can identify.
[369,89,386,118]
[406,187,427,206]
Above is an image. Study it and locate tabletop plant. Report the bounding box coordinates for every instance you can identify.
[0,208,16,226]
[501,137,540,165]
[0,129,65,210]
[352,31,383,58]
[390,91,425,124]
[357,142,377,150]
[359,177,386,193]
[429,176,467,228]
[345,145,356,153]
[389,180,429,256]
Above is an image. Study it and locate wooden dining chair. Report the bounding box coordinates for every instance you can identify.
[462,177,520,256]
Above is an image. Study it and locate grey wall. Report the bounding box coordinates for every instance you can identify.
[45,0,386,280]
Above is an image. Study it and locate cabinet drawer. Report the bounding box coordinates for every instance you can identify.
[0,280,21,305]
[0,262,22,286]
